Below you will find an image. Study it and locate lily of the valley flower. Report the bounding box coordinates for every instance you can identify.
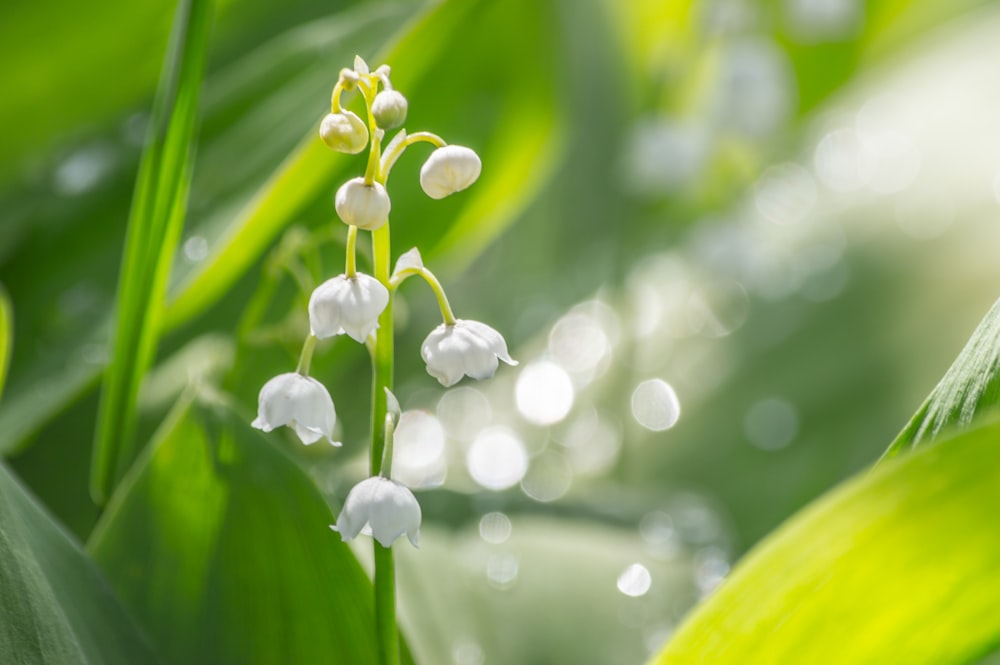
[421,319,517,387]
[335,177,391,230]
[419,145,482,199]
[309,273,389,343]
[333,476,421,548]
[252,372,339,445]
[319,111,369,154]
[372,90,408,129]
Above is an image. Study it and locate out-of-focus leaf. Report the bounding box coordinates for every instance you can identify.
[92,0,213,503]
[88,390,413,665]
[883,296,1000,460]
[654,416,1000,665]
[0,462,164,665]
[0,284,11,400]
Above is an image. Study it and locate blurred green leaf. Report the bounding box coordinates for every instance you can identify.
[654,416,1000,665]
[883,295,1000,460]
[92,0,213,504]
[0,284,11,400]
[88,390,411,665]
[0,462,164,665]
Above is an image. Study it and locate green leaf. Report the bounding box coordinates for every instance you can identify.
[883,295,1000,460]
[0,462,164,665]
[0,284,11,400]
[654,416,1000,665]
[88,390,410,665]
[92,0,214,503]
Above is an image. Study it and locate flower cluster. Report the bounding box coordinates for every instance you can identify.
[252,56,516,549]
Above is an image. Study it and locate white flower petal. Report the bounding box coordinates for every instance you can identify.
[309,273,389,343]
[253,373,337,445]
[335,178,391,230]
[419,146,482,199]
[421,319,515,387]
[334,477,421,548]
[319,111,368,154]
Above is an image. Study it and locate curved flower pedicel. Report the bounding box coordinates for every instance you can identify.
[252,372,339,446]
[421,319,517,387]
[309,273,389,343]
[333,476,421,548]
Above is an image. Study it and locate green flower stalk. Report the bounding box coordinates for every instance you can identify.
[251,55,515,665]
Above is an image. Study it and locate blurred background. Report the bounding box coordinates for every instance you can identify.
[3,0,1000,663]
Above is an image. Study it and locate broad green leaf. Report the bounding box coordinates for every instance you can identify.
[0,284,11,400]
[92,0,213,503]
[883,295,1000,460]
[88,390,412,665]
[654,416,1000,665]
[0,462,164,665]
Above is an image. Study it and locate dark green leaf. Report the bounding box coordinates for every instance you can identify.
[0,462,164,665]
[92,0,214,503]
[88,390,408,665]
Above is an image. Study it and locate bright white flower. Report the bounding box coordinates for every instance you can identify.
[335,177,391,230]
[372,90,408,129]
[309,273,388,343]
[419,145,482,199]
[421,319,517,387]
[333,476,421,548]
[319,111,369,154]
[251,372,339,446]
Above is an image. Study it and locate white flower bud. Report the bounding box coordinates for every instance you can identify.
[252,372,339,446]
[319,111,368,154]
[419,145,482,199]
[333,476,421,548]
[335,177,391,230]
[372,90,408,129]
[308,273,388,344]
[421,319,517,387]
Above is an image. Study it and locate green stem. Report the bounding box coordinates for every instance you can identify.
[295,335,317,375]
[373,545,398,665]
[380,131,447,180]
[345,225,358,278]
[391,266,457,325]
[370,221,398,665]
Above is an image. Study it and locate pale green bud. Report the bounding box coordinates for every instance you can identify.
[319,111,369,154]
[372,90,408,129]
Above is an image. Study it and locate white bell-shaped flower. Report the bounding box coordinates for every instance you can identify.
[319,111,369,154]
[335,177,391,230]
[419,145,482,199]
[421,319,517,387]
[309,273,389,343]
[251,372,339,445]
[333,476,421,548]
[372,90,408,129]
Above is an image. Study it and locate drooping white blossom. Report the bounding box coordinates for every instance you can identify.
[419,145,482,199]
[421,319,516,387]
[252,372,339,446]
[319,111,369,154]
[333,476,421,548]
[335,177,391,230]
[309,273,389,343]
[372,90,408,129]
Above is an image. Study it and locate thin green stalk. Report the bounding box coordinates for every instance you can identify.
[345,225,358,278]
[296,335,317,375]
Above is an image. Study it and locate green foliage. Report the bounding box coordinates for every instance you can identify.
[655,415,1000,665]
[89,389,410,665]
[884,296,1000,459]
[92,0,214,503]
[0,462,163,665]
